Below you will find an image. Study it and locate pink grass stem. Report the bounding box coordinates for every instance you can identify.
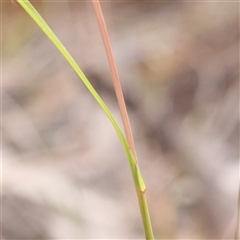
[91,0,138,163]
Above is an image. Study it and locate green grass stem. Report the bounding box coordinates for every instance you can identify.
[16,1,154,239]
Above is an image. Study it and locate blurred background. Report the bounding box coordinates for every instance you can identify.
[1,0,239,239]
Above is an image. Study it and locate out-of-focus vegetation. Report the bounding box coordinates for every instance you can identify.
[2,1,239,239]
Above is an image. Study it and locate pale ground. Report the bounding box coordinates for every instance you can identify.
[2,1,239,239]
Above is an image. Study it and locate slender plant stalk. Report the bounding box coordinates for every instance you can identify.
[91,0,138,162]
[91,1,154,239]
[17,1,153,239]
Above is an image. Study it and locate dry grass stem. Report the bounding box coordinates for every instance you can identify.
[91,0,138,163]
